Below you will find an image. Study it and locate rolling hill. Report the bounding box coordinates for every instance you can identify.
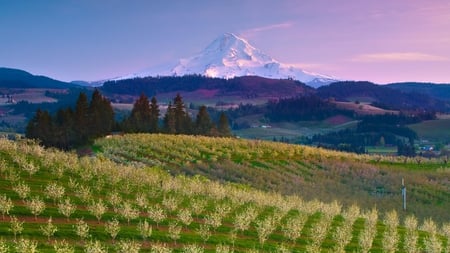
[0,135,448,252]
[317,81,450,112]
[388,82,450,102]
[0,68,76,89]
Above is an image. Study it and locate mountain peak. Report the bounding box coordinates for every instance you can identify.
[116,33,338,87]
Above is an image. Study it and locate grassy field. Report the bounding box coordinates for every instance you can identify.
[0,135,448,252]
[409,118,450,143]
[96,134,450,223]
[234,119,359,141]
[366,146,397,155]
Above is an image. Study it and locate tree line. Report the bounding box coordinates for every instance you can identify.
[310,114,419,156]
[123,93,231,137]
[26,90,114,149]
[25,91,231,150]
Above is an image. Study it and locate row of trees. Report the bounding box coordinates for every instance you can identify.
[25,91,231,149]
[310,114,419,155]
[122,93,231,137]
[266,95,354,122]
[26,90,114,149]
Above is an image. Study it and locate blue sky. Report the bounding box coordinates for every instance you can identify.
[1,0,450,84]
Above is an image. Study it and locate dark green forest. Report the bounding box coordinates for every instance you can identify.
[25,91,232,150]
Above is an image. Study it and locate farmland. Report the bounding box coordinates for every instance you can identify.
[409,118,450,143]
[0,135,448,252]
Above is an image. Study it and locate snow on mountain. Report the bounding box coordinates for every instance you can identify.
[116,33,338,87]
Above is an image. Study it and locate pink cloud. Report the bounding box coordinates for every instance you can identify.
[240,22,293,38]
[352,52,448,62]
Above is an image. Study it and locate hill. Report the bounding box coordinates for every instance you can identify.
[388,82,450,102]
[0,136,448,252]
[95,134,450,222]
[0,68,76,89]
[317,81,450,112]
[101,75,314,104]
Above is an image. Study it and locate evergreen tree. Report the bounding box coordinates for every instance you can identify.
[53,108,75,149]
[217,112,232,137]
[74,92,90,145]
[195,105,214,135]
[89,89,114,138]
[163,102,176,134]
[149,96,160,133]
[26,109,52,145]
[124,93,152,133]
[173,93,192,134]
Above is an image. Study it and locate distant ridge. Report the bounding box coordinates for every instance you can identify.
[116,33,338,87]
[387,82,450,102]
[0,67,76,89]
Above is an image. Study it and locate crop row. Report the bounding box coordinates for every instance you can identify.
[0,137,448,252]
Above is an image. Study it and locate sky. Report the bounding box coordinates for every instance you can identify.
[1,0,450,84]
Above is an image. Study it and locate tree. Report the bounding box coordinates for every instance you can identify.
[149,96,160,133]
[25,109,52,146]
[217,112,232,137]
[84,240,107,253]
[74,92,90,145]
[45,182,65,204]
[13,182,30,202]
[173,93,192,134]
[0,194,13,220]
[58,198,76,221]
[74,218,90,241]
[168,221,182,245]
[195,105,214,135]
[105,218,121,242]
[53,240,75,253]
[163,102,176,134]
[89,89,114,138]
[137,219,152,241]
[9,215,24,240]
[116,239,141,253]
[124,93,152,133]
[40,217,58,242]
[88,199,107,222]
[26,196,45,220]
[14,238,38,253]
[53,108,75,149]
[119,202,139,225]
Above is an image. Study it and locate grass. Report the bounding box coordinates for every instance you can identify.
[234,119,358,141]
[0,135,448,252]
[366,146,397,155]
[96,134,450,223]
[409,118,450,142]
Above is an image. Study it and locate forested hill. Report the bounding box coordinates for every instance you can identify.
[101,75,314,99]
[317,81,450,112]
[387,82,450,102]
[0,67,77,89]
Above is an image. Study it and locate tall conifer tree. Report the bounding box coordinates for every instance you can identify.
[89,89,114,138]
[218,112,232,137]
[124,93,152,133]
[26,109,52,145]
[195,105,214,135]
[149,96,160,133]
[163,102,176,134]
[74,92,90,145]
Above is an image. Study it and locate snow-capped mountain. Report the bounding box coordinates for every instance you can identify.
[118,33,337,87]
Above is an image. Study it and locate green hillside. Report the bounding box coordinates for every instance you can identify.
[0,135,448,252]
[96,134,450,222]
[409,119,450,142]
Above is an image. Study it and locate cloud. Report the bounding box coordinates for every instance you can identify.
[285,62,324,69]
[352,52,448,62]
[241,22,293,37]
